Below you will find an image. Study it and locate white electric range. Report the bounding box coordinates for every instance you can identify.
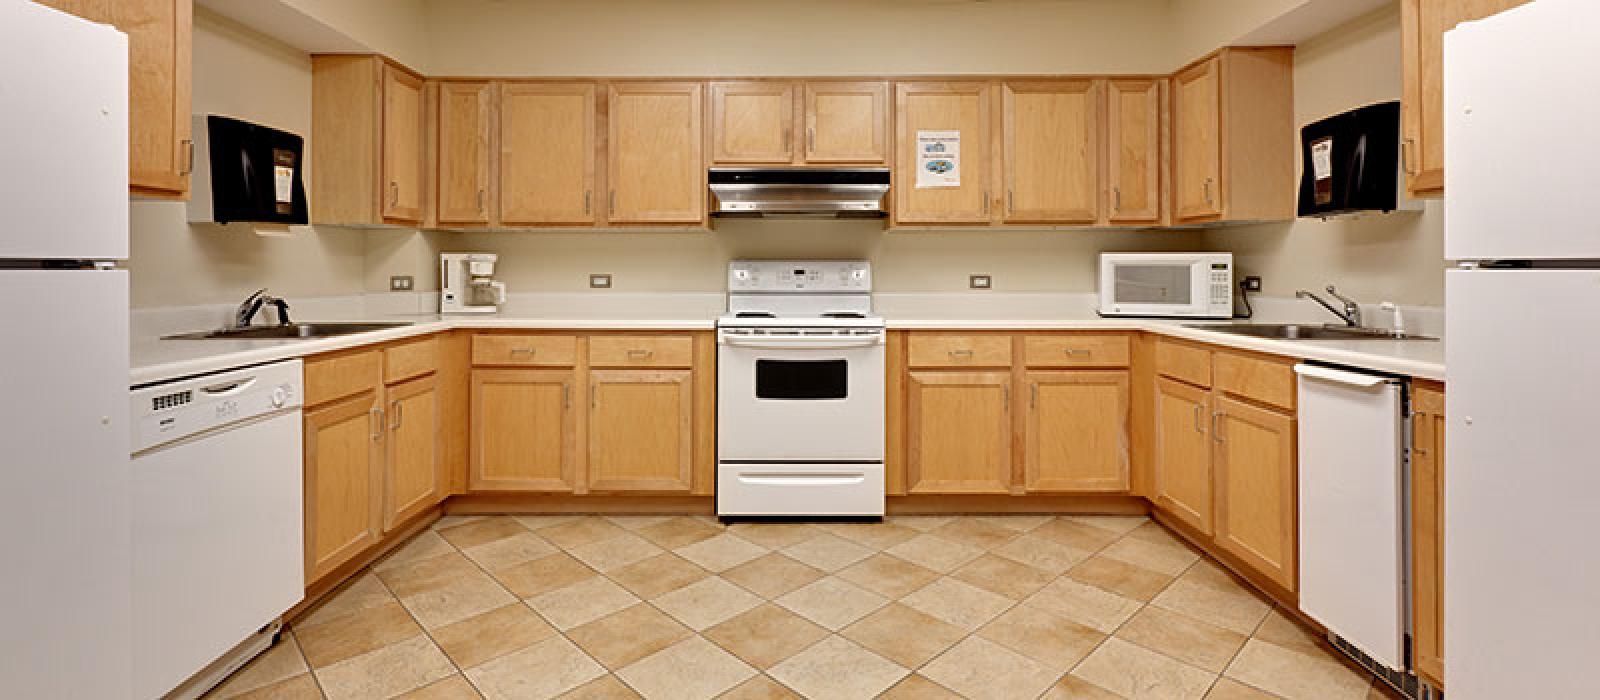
[716,260,886,518]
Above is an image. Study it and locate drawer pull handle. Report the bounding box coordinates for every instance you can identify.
[509,347,538,356]
[948,349,974,358]
[627,349,654,359]
[1062,348,1091,356]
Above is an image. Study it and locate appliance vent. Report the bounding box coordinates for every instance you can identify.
[152,390,193,412]
[1327,633,1435,699]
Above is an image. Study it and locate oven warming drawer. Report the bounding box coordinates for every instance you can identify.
[718,463,885,517]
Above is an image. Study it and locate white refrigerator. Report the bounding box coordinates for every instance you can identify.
[0,1,133,697]
[1444,1,1600,697]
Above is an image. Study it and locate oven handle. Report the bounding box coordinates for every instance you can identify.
[736,472,868,486]
[719,335,884,350]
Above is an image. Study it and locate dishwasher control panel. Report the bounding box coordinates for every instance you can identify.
[130,359,304,454]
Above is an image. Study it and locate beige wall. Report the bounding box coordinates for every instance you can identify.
[1170,0,1308,67]
[1204,4,1445,306]
[282,0,430,70]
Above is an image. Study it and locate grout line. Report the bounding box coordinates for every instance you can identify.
[368,532,486,699]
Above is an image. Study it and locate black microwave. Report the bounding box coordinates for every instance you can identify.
[189,115,307,225]
[1297,101,1405,218]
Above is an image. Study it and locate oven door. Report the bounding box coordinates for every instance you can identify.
[1100,258,1210,317]
[717,330,885,462]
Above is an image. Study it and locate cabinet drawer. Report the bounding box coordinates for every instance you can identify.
[305,349,381,406]
[589,336,694,368]
[384,335,439,384]
[1155,338,1213,387]
[1214,350,1296,411]
[907,334,1013,368]
[473,335,578,367]
[1023,335,1131,368]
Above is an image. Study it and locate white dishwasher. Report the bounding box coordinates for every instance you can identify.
[1295,363,1408,678]
[130,359,305,700]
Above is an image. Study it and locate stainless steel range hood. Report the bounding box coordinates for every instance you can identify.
[709,167,890,218]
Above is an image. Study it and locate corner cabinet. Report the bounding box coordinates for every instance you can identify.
[894,82,993,225]
[1171,47,1295,224]
[607,82,705,225]
[310,55,426,226]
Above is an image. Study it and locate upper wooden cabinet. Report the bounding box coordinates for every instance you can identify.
[806,81,889,164]
[1401,0,1530,198]
[1023,370,1130,492]
[607,82,705,224]
[1001,80,1102,224]
[710,81,795,164]
[1411,384,1447,688]
[895,82,993,225]
[709,80,889,166]
[311,55,427,226]
[1106,79,1164,224]
[435,81,494,227]
[38,0,192,197]
[500,82,598,226]
[1171,47,1295,224]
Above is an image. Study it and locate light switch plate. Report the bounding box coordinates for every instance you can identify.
[589,274,613,289]
[389,275,414,291]
[969,274,993,290]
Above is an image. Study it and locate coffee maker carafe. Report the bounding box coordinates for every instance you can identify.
[440,253,506,313]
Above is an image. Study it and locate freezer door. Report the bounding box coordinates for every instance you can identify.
[0,0,128,260]
[0,270,131,697]
[1444,0,1600,260]
[1446,269,1600,697]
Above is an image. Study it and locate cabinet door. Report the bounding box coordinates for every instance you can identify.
[436,81,494,226]
[75,0,189,196]
[1153,378,1214,534]
[588,369,693,492]
[381,64,425,223]
[804,81,888,164]
[1002,80,1101,224]
[1172,57,1222,222]
[907,371,1012,493]
[1212,395,1297,591]
[895,82,992,224]
[1412,385,1447,688]
[608,82,704,224]
[711,81,794,164]
[500,82,597,226]
[1107,79,1162,224]
[470,369,577,492]
[384,375,440,531]
[304,391,383,584]
[1024,371,1129,492]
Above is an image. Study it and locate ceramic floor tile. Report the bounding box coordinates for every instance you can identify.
[527,576,641,630]
[718,675,802,700]
[767,636,908,700]
[1206,678,1280,700]
[779,533,874,572]
[1068,555,1178,602]
[615,636,757,700]
[537,517,629,550]
[1100,536,1202,577]
[1070,637,1217,700]
[606,553,710,599]
[375,531,458,574]
[460,531,559,572]
[465,636,607,700]
[558,674,641,699]
[512,514,582,532]
[919,636,1063,700]
[813,521,920,550]
[1027,577,1144,634]
[397,568,519,630]
[1151,575,1272,636]
[724,523,821,549]
[898,577,1015,631]
[1031,518,1125,552]
[951,553,1056,599]
[430,515,487,531]
[878,674,964,699]
[633,516,723,549]
[492,552,597,599]
[1251,608,1327,658]
[884,534,985,573]
[702,603,831,669]
[438,517,532,550]
[888,515,955,532]
[431,602,556,670]
[839,603,966,668]
[1117,605,1249,674]
[1039,675,1126,700]
[672,533,769,573]
[376,552,483,600]
[650,576,764,631]
[1224,639,1372,700]
[394,674,481,700]
[223,673,324,700]
[566,533,664,573]
[566,603,692,670]
[773,576,888,630]
[973,515,1055,532]
[206,634,311,698]
[1066,515,1151,536]
[930,518,1022,550]
[300,572,397,628]
[990,534,1095,575]
[835,553,941,599]
[294,600,424,669]
[1124,521,1192,549]
[976,603,1105,668]
[603,515,676,531]
[313,635,456,700]
[720,553,826,599]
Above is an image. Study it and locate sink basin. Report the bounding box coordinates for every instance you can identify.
[164,322,413,340]
[1185,324,1436,341]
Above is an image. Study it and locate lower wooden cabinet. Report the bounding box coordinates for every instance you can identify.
[907,371,1013,494]
[1023,371,1130,492]
[1211,395,1298,592]
[588,370,693,492]
[383,374,442,530]
[1412,384,1446,688]
[1153,377,1214,533]
[303,391,384,584]
[469,369,578,492]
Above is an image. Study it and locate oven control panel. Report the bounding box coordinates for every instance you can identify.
[729,260,871,292]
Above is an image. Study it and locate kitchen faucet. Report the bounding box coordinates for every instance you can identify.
[1296,285,1362,327]
[235,288,293,328]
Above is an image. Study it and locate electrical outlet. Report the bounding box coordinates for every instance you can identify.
[389,275,414,291]
[969,274,993,290]
[589,274,613,289]
[1242,276,1262,292]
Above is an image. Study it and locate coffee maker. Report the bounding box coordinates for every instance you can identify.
[440,253,506,313]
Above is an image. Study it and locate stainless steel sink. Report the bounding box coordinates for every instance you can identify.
[164,322,413,340]
[1185,323,1437,341]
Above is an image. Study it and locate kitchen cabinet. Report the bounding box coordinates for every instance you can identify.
[383,374,441,531]
[607,81,705,224]
[588,370,694,492]
[1401,0,1530,198]
[435,81,494,226]
[1171,47,1295,224]
[1001,80,1102,224]
[1211,394,1298,592]
[499,82,597,226]
[1106,79,1163,224]
[1412,383,1446,688]
[894,82,993,225]
[1153,377,1214,534]
[1023,370,1129,492]
[310,55,427,226]
[469,369,578,492]
[710,81,795,164]
[805,81,889,164]
[38,0,192,197]
[707,80,889,166]
[906,371,1013,494]
[303,390,384,584]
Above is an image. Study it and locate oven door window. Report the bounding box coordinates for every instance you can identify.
[756,359,848,400]
[1114,264,1193,304]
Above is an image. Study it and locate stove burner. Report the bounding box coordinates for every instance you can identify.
[821,312,866,319]
[735,311,777,318]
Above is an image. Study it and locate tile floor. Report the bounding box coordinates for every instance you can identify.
[202,514,1402,700]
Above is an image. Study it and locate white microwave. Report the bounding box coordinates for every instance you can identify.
[1098,252,1233,318]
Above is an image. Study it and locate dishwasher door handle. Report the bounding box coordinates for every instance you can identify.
[1294,363,1398,388]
